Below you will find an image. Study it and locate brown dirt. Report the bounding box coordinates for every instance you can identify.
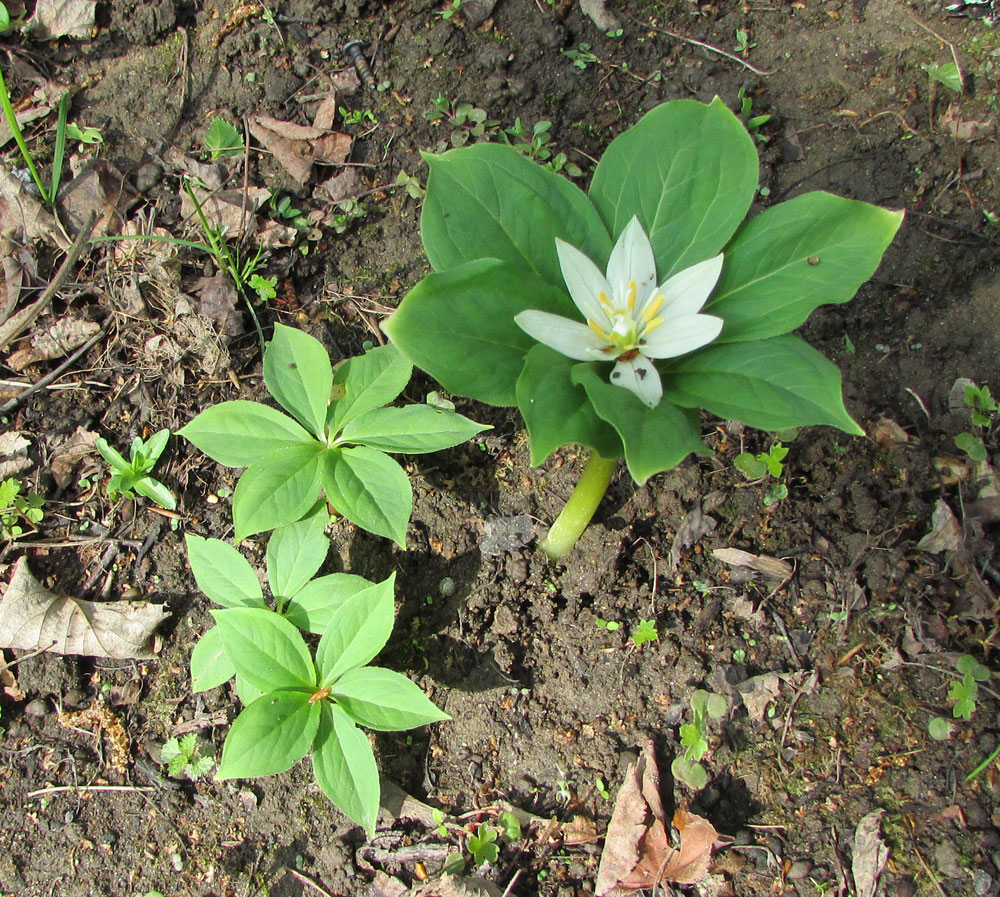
[2,1,1000,896]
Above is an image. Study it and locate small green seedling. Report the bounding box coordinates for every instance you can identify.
[733,29,757,56]
[437,0,463,18]
[948,654,990,721]
[0,66,69,207]
[595,617,620,632]
[561,43,599,70]
[394,169,426,200]
[64,122,103,144]
[0,478,44,539]
[631,619,659,648]
[268,192,307,229]
[162,734,215,780]
[734,442,788,505]
[204,117,243,160]
[95,429,177,509]
[180,325,488,545]
[502,119,583,178]
[923,61,963,94]
[736,86,771,142]
[426,94,498,147]
[339,107,378,127]
[467,822,499,865]
[248,273,277,302]
[498,810,521,842]
[212,581,448,835]
[595,776,611,800]
[671,689,728,790]
[955,382,996,462]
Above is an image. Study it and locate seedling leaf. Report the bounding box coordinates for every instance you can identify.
[212,607,316,692]
[185,534,265,608]
[332,666,450,730]
[313,703,380,835]
[317,574,397,686]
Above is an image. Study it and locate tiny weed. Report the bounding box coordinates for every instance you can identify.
[923,61,963,93]
[562,43,599,70]
[426,94,498,147]
[955,381,996,462]
[501,118,583,177]
[339,106,378,127]
[498,810,521,842]
[595,617,620,632]
[631,619,659,647]
[734,28,757,56]
[248,273,278,302]
[204,117,243,160]
[736,87,771,142]
[467,822,499,865]
[437,0,463,19]
[394,169,426,200]
[161,734,215,780]
[95,429,177,510]
[734,442,788,480]
[268,192,308,229]
[0,478,44,539]
[595,776,611,800]
[671,689,728,789]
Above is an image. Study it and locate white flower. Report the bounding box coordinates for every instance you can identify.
[514,217,724,408]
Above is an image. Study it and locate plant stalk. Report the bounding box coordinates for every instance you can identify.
[0,65,50,205]
[539,451,617,561]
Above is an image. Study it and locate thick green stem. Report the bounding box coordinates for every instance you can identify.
[539,451,617,561]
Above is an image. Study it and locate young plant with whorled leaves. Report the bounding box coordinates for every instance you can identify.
[384,97,903,558]
[180,324,488,545]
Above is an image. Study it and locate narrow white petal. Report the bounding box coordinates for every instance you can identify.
[555,239,613,324]
[514,310,607,361]
[657,254,724,318]
[607,216,658,307]
[640,313,723,359]
[610,355,663,408]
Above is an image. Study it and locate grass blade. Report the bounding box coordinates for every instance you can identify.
[50,91,70,202]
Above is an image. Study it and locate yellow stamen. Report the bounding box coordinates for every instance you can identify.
[598,290,613,313]
[627,281,637,311]
[587,319,608,340]
[641,294,664,322]
[644,316,664,334]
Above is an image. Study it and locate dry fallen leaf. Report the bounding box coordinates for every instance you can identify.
[0,169,69,250]
[916,499,963,554]
[0,556,169,659]
[736,670,816,724]
[712,547,793,580]
[314,168,359,205]
[49,426,98,488]
[0,431,32,480]
[249,115,352,185]
[596,740,718,895]
[6,315,101,370]
[870,416,909,450]
[28,0,96,39]
[59,159,130,238]
[178,184,269,239]
[667,500,717,572]
[852,809,889,897]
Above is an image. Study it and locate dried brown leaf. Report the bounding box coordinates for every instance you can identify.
[192,271,239,333]
[178,185,268,238]
[249,115,352,185]
[916,499,963,554]
[58,159,130,238]
[0,431,32,479]
[0,557,169,659]
[314,168,359,204]
[49,426,98,489]
[712,547,793,580]
[852,809,889,897]
[667,501,717,572]
[0,169,68,249]
[29,0,96,39]
[870,416,909,450]
[6,315,101,370]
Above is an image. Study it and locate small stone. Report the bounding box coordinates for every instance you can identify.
[787,860,813,881]
[24,698,49,717]
[135,162,163,193]
[974,868,994,896]
[438,577,456,597]
[894,876,917,897]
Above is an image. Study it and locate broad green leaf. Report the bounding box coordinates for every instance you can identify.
[708,192,904,342]
[337,406,489,454]
[671,755,708,790]
[322,447,411,547]
[190,626,237,691]
[216,689,319,779]
[179,401,316,468]
[420,142,612,286]
[266,505,330,607]
[572,367,705,485]
[384,259,576,407]
[204,116,243,159]
[185,534,264,608]
[212,607,316,692]
[283,573,377,634]
[330,343,412,431]
[232,444,325,542]
[332,667,449,731]
[236,675,263,705]
[263,323,333,439]
[143,429,171,464]
[95,438,128,471]
[590,97,758,279]
[663,335,864,434]
[133,476,177,510]
[317,574,396,686]
[516,344,623,466]
[313,703,380,836]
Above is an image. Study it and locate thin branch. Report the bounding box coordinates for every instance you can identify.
[627,15,773,76]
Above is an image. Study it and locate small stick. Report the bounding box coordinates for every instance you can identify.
[0,211,97,353]
[628,15,773,76]
[283,869,336,897]
[27,784,154,798]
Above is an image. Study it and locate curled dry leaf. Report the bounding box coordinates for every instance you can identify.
[595,740,718,896]
[870,416,909,450]
[0,169,69,250]
[49,426,98,488]
[0,557,169,659]
[28,0,97,39]
[916,499,963,554]
[5,315,101,371]
[0,431,32,480]
[178,184,269,239]
[249,115,352,185]
[852,809,889,897]
[712,547,793,580]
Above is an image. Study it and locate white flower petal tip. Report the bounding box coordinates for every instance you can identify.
[519,221,724,409]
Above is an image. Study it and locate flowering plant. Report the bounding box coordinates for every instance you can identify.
[384,99,902,557]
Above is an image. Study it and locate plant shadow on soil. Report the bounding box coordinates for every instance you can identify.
[2,1,1000,896]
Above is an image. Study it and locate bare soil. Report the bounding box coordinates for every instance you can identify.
[2,2,1000,896]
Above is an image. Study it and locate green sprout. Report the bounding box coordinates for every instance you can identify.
[467,822,499,865]
[671,689,728,790]
[0,478,44,539]
[95,429,177,509]
[203,117,243,160]
[631,619,659,647]
[162,734,215,780]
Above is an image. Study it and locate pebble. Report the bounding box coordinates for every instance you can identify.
[787,860,813,880]
[894,877,917,897]
[438,577,456,597]
[974,869,995,896]
[24,698,49,717]
[135,162,163,193]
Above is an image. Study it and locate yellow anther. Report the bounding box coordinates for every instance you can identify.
[641,294,664,322]
[627,281,637,311]
[598,290,613,312]
[587,319,608,340]
[644,316,664,334]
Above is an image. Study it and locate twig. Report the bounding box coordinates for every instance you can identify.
[0,316,111,416]
[283,869,336,897]
[627,14,773,76]
[0,642,57,673]
[911,17,965,94]
[0,211,97,353]
[27,784,154,798]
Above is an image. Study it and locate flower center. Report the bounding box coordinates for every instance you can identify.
[586,282,666,359]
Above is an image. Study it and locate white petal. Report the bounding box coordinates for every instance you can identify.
[610,355,663,408]
[657,254,724,318]
[514,310,606,361]
[640,314,723,359]
[607,216,658,307]
[555,239,613,324]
